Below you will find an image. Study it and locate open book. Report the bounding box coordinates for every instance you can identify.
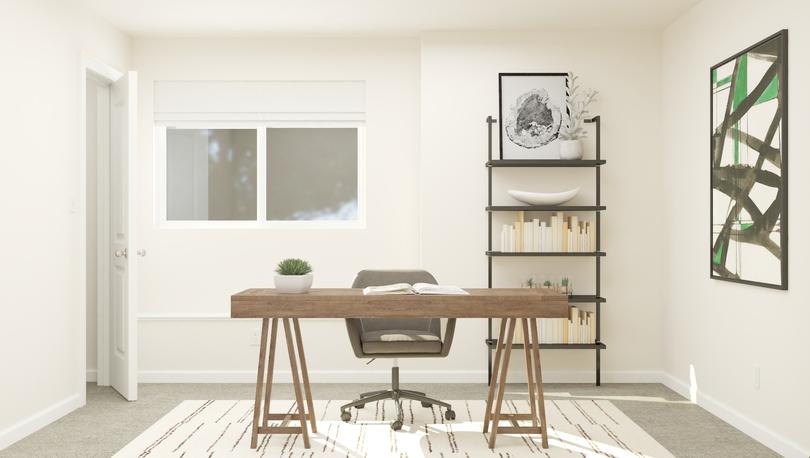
[362,283,469,296]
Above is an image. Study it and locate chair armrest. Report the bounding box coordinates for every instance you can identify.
[440,318,456,357]
[345,319,365,358]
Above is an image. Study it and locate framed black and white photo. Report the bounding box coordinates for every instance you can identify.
[498,73,568,159]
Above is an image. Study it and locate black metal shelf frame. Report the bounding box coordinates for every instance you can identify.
[486,159,606,167]
[486,115,605,386]
[568,295,606,304]
[487,205,606,212]
[485,339,607,350]
[487,251,606,257]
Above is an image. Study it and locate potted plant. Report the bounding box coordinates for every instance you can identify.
[559,72,598,160]
[560,276,573,295]
[274,258,313,294]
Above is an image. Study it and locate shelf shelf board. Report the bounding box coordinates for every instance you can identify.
[485,339,607,350]
[486,205,606,212]
[568,295,606,304]
[486,251,606,257]
[487,159,606,168]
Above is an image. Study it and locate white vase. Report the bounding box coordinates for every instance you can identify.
[274,273,313,294]
[559,139,583,160]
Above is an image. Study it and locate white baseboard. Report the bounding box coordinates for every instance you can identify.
[661,372,809,458]
[86,369,97,383]
[542,370,663,383]
[0,394,83,451]
[138,369,663,384]
[139,370,488,384]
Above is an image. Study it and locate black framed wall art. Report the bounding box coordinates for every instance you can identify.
[499,73,567,159]
[710,29,788,289]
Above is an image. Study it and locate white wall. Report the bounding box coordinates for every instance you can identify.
[661,1,810,456]
[127,32,666,383]
[0,0,130,449]
[420,31,666,379]
[131,37,424,381]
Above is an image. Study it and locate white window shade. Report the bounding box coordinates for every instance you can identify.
[154,81,366,121]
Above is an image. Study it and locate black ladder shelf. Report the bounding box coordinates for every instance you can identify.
[485,115,606,386]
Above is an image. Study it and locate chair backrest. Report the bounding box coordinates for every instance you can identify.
[350,269,440,334]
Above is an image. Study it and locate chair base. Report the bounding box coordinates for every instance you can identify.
[340,365,455,430]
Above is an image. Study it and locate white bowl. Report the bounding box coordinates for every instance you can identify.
[274,273,313,294]
[507,187,580,206]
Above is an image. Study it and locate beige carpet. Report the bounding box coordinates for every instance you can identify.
[114,399,674,457]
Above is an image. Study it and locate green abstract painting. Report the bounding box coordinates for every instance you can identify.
[710,30,788,289]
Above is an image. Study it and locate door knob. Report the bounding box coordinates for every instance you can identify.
[114,248,128,258]
[137,249,147,257]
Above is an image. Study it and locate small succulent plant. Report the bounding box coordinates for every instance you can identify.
[275,258,312,276]
[559,72,598,141]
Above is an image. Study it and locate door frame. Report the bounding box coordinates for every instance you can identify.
[79,55,123,403]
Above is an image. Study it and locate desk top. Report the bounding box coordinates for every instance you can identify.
[231,288,568,318]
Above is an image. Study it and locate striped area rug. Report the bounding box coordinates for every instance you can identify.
[114,399,674,457]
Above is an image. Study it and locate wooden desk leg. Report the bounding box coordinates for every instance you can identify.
[488,317,516,449]
[521,318,538,428]
[529,318,549,449]
[293,318,317,433]
[282,318,311,449]
[262,319,279,427]
[483,318,507,433]
[250,318,269,449]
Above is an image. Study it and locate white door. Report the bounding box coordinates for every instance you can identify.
[109,71,138,401]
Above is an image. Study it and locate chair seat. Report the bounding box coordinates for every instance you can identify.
[361,329,442,354]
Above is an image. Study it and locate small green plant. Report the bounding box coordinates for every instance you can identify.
[561,277,569,287]
[275,258,312,276]
[543,280,552,288]
[524,277,535,288]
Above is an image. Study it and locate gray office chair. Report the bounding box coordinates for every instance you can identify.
[340,270,456,430]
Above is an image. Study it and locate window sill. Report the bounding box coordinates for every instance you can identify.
[155,220,366,230]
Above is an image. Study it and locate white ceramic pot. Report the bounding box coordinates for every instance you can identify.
[559,139,583,160]
[274,273,313,294]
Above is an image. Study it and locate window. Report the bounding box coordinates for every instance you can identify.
[154,80,366,228]
[266,128,358,221]
[157,123,365,228]
[166,129,257,221]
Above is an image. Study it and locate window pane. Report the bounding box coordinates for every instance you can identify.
[166,129,257,221]
[266,128,358,221]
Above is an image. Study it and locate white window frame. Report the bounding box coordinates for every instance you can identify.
[154,120,366,229]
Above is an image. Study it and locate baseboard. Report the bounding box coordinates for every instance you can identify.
[541,370,663,383]
[662,372,809,458]
[86,369,97,383]
[138,369,663,384]
[138,370,489,384]
[0,394,83,451]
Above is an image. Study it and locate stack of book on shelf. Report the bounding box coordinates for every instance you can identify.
[511,305,596,344]
[500,211,594,253]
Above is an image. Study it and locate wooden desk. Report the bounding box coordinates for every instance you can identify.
[231,288,567,450]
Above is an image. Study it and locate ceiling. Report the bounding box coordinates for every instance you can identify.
[73,0,702,37]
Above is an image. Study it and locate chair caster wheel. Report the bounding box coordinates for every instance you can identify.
[340,411,351,422]
[444,409,456,420]
[420,401,432,408]
[391,420,403,431]
[355,404,365,409]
